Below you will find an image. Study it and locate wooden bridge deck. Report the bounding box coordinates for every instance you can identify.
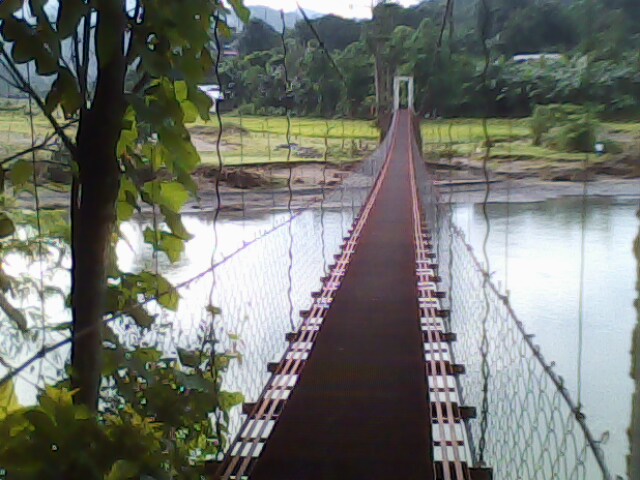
[249,111,434,479]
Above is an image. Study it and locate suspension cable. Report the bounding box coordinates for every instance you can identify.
[296,3,347,86]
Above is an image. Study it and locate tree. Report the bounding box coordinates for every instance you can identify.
[499,2,578,55]
[238,18,280,56]
[0,0,249,411]
[337,42,375,117]
[292,15,363,52]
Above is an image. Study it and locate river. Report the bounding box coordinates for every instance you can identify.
[453,196,639,479]
[122,194,638,477]
[2,192,637,478]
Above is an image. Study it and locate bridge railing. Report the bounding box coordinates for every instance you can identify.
[123,116,400,453]
[0,115,398,459]
[410,125,613,480]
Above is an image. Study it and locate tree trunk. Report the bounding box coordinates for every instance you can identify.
[70,4,127,410]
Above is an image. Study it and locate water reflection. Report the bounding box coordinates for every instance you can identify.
[453,197,639,478]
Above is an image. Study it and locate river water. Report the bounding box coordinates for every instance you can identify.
[2,192,637,477]
[120,195,638,477]
[453,196,639,479]
[118,196,638,477]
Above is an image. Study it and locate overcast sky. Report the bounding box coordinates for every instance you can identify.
[243,1,421,19]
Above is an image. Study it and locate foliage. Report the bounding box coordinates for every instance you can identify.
[499,1,578,56]
[530,104,598,153]
[291,15,363,52]
[0,367,243,479]
[547,118,597,153]
[213,0,640,120]
[238,19,280,56]
[0,0,249,477]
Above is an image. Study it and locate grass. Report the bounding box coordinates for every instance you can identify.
[195,115,380,167]
[0,100,635,171]
[0,103,381,168]
[421,117,638,170]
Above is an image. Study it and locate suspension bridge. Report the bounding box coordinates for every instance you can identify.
[211,103,612,479]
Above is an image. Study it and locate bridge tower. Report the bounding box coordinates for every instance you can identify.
[393,75,415,112]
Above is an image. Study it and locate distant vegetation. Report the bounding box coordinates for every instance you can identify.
[220,0,640,119]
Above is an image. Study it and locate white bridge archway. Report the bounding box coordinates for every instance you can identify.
[393,76,414,112]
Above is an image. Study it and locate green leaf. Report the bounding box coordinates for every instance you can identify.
[45,67,82,117]
[0,0,21,19]
[23,409,57,437]
[41,386,75,407]
[156,280,179,311]
[117,176,139,222]
[10,160,33,188]
[134,348,162,365]
[177,348,201,368]
[229,0,251,24]
[0,213,15,238]
[0,379,20,420]
[159,182,190,213]
[102,348,125,377]
[162,209,192,241]
[127,305,156,328]
[157,233,184,263]
[118,108,139,156]
[1,16,59,75]
[56,0,88,39]
[143,228,185,264]
[106,460,139,480]
[219,391,244,411]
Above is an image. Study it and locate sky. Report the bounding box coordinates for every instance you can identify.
[243,0,421,19]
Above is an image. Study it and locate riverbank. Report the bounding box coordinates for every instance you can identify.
[16,162,638,215]
[7,112,638,213]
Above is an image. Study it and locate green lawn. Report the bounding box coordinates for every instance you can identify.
[421,117,638,168]
[0,104,381,168]
[0,102,636,170]
[195,115,380,167]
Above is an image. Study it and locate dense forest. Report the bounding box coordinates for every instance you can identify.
[220,0,640,119]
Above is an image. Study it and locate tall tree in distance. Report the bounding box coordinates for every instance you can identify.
[239,18,280,55]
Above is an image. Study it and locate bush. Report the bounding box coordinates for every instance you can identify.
[548,118,597,152]
[531,104,599,152]
[601,139,624,154]
[530,105,554,145]
[236,103,256,115]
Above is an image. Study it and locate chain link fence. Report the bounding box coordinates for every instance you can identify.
[412,133,613,480]
[0,117,395,452]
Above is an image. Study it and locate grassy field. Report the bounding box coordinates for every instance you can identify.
[421,117,640,172]
[0,102,636,171]
[195,115,380,166]
[0,104,381,167]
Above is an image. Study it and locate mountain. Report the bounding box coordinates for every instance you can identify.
[228,5,323,32]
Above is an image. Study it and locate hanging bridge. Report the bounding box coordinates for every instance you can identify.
[209,109,613,480]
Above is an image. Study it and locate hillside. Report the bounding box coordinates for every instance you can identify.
[228,5,322,31]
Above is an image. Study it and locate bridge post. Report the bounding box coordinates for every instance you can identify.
[393,75,415,112]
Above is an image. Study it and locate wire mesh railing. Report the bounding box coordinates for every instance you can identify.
[0,112,394,452]
[412,124,613,480]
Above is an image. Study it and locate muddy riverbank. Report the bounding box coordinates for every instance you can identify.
[15,158,639,214]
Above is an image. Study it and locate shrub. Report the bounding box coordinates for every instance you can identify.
[531,104,599,152]
[236,103,256,116]
[530,105,554,145]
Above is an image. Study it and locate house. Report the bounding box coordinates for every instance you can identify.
[198,85,225,112]
[512,53,563,64]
